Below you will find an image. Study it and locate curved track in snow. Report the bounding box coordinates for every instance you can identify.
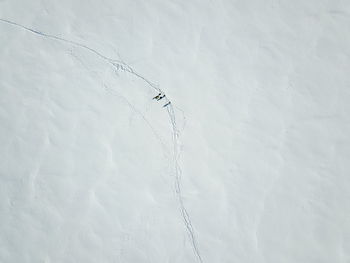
[0,18,203,263]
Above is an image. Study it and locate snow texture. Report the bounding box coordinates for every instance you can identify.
[1,0,350,262]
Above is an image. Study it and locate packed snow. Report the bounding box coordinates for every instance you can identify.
[1,0,350,262]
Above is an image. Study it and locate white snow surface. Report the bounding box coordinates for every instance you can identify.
[1,1,350,262]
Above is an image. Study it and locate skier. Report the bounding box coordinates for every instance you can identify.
[163,101,171,108]
[153,93,161,100]
[157,94,166,101]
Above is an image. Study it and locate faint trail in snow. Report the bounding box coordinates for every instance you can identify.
[166,104,203,263]
[0,18,161,93]
[0,18,123,67]
[0,18,203,263]
[104,84,170,158]
[174,105,187,132]
[68,48,170,156]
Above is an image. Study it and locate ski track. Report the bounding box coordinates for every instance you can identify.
[68,48,170,157]
[0,18,203,263]
[167,105,203,263]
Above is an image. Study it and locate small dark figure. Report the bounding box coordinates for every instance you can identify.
[157,94,166,101]
[153,93,161,100]
[163,101,171,108]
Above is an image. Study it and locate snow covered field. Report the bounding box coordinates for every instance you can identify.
[1,0,350,262]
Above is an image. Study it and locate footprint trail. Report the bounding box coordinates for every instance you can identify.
[0,17,203,263]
